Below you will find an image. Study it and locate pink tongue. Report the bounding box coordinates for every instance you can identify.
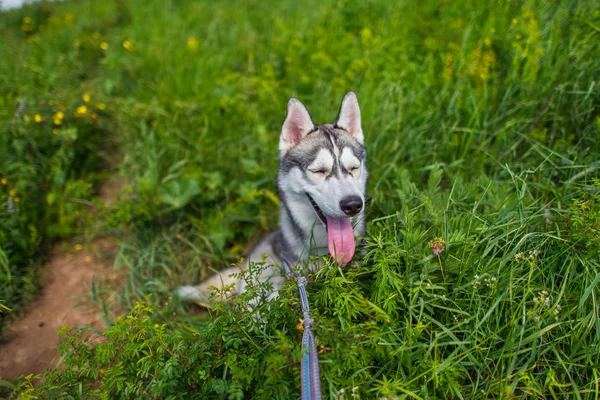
[325,216,355,264]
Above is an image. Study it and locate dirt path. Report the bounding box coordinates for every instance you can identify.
[0,241,115,380]
[0,179,122,382]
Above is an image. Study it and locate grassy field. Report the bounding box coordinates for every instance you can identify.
[1,0,599,398]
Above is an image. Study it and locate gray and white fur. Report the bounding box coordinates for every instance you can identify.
[178,92,367,304]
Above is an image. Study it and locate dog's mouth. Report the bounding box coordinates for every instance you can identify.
[306,194,356,264]
[307,194,327,225]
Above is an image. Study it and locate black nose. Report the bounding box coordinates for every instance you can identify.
[340,196,363,216]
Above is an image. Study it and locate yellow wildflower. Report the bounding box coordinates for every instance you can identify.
[484,37,491,46]
[1,178,7,185]
[9,189,16,197]
[52,129,58,135]
[34,114,42,123]
[95,102,106,110]
[511,18,518,25]
[53,118,62,125]
[83,93,91,103]
[76,105,88,116]
[187,37,199,51]
[20,17,34,32]
[14,197,20,203]
[361,27,373,46]
[54,111,64,120]
[122,40,133,51]
[100,42,109,50]
[75,244,82,251]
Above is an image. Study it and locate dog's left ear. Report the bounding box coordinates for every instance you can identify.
[334,92,363,144]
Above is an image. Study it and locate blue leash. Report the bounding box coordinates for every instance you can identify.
[282,258,323,400]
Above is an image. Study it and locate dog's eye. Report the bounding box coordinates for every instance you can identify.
[348,165,360,173]
[309,169,329,175]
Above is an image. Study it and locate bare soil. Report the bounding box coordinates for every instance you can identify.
[0,241,116,381]
[0,178,123,382]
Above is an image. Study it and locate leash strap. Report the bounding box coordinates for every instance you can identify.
[282,258,323,400]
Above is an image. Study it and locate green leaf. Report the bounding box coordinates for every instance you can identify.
[158,177,201,209]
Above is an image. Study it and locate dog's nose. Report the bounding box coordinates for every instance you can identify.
[340,196,363,216]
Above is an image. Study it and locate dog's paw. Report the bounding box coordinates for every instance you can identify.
[177,285,201,300]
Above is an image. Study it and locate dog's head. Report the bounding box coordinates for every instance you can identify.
[278,92,367,264]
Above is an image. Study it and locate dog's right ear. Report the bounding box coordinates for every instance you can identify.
[279,98,315,154]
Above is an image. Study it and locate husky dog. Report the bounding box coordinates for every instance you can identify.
[178,92,367,303]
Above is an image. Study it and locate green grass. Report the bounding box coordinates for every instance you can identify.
[2,0,599,398]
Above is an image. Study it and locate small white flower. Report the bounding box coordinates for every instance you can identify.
[554,304,562,315]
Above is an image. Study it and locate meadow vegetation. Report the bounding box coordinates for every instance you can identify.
[1,0,599,398]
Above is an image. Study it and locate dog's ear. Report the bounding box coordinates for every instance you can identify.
[280,98,315,154]
[334,92,363,144]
